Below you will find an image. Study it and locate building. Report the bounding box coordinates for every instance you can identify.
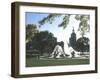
[69,28,77,50]
[69,27,89,52]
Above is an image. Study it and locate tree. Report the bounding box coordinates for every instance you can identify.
[26,24,39,43]
[75,15,90,37]
[30,31,57,56]
[76,37,89,53]
[39,14,70,29]
[75,15,90,54]
[38,14,90,36]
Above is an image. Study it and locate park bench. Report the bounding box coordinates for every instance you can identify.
[26,50,40,59]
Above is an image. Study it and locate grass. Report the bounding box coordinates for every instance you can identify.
[26,57,89,67]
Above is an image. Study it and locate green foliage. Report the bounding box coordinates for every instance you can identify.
[76,37,89,52]
[39,13,71,29]
[39,14,61,26]
[26,24,39,43]
[75,15,90,36]
[38,13,90,37]
[58,15,70,29]
[75,15,80,20]
[26,31,57,56]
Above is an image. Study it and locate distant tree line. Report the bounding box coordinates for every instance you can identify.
[26,24,64,57]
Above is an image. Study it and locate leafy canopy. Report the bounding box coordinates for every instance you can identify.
[26,24,39,43]
[39,13,90,36]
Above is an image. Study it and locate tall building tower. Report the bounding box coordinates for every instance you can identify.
[69,27,76,50]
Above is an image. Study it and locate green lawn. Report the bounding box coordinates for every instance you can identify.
[26,57,89,67]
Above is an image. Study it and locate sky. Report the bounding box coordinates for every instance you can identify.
[25,12,90,53]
